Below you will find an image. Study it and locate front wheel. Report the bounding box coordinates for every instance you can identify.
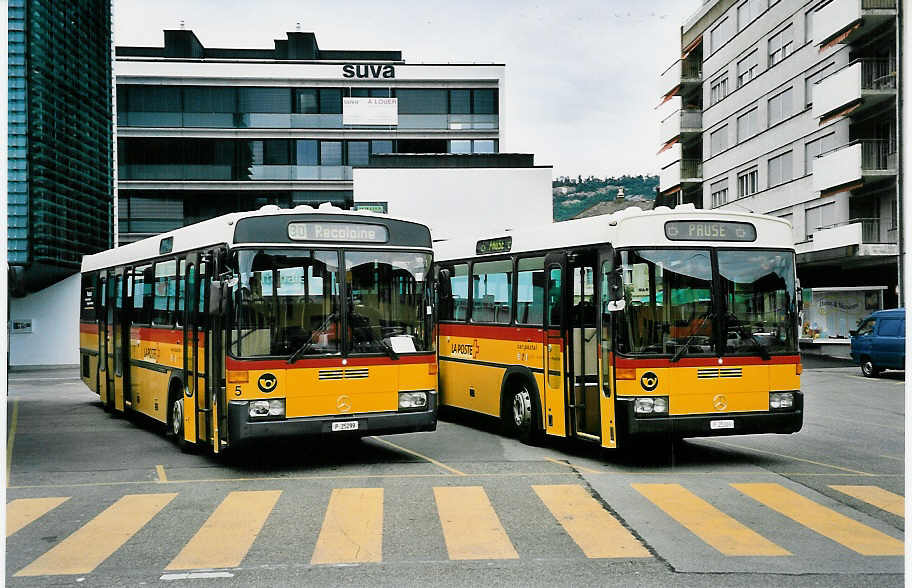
[861,357,881,378]
[504,384,537,445]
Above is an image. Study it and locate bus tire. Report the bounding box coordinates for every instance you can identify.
[860,356,881,378]
[168,381,193,453]
[503,379,538,445]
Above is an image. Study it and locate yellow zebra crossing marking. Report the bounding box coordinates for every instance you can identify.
[434,486,518,560]
[15,493,177,577]
[166,490,281,570]
[733,483,904,556]
[311,488,384,564]
[829,485,904,517]
[533,484,650,558]
[633,483,790,556]
[7,497,70,537]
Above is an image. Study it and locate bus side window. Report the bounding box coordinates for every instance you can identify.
[516,257,544,325]
[441,263,469,322]
[472,260,513,324]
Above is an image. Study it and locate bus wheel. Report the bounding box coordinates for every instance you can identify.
[860,357,881,378]
[169,387,193,453]
[505,383,536,444]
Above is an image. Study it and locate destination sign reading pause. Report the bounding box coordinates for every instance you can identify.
[287,222,389,243]
[664,220,757,242]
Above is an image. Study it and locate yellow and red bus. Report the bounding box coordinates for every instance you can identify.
[79,205,437,453]
[434,206,801,448]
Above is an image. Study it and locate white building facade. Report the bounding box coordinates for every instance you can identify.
[658,0,900,343]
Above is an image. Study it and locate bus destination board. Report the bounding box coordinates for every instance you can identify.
[664,221,756,242]
[476,236,512,255]
[287,222,389,243]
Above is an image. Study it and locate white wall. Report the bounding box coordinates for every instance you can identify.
[9,273,81,367]
[353,166,553,241]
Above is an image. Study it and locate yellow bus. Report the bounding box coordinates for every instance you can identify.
[435,206,802,448]
[79,205,437,453]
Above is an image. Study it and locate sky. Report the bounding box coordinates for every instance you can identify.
[114,0,702,178]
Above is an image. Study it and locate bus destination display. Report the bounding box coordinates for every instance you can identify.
[287,222,389,243]
[476,236,512,255]
[664,220,756,242]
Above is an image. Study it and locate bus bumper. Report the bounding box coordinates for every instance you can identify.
[226,393,437,445]
[618,392,803,438]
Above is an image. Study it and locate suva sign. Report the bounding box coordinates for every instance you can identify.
[342,64,396,79]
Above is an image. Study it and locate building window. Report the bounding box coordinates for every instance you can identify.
[371,140,393,154]
[449,90,471,114]
[768,25,794,66]
[711,179,729,207]
[296,140,319,165]
[767,151,793,187]
[736,51,759,87]
[239,87,291,113]
[805,202,835,239]
[347,141,369,166]
[710,17,732,53]
[320,141,343,166]
[804,62,834,107]
[710,75,729,105]
[395,89,448,114]
[804,133,836,174]
[767,87,793,125]
[737,167,759,197]
[738,0,765,30]
[736,108,758,142]
[472,89,498,114]
[710,125,728,156]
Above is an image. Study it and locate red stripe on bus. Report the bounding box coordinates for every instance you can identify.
[128,327,205,345]
[614,355,799,368]
[226,354,436,371]
[80,323,99,334]
[438,323,545,341]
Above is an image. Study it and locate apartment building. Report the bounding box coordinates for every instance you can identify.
[658,0,900,323]
[115,30,504,244]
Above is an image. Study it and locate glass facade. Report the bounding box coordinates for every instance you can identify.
[7,0,114,286]
[118,85,499,130]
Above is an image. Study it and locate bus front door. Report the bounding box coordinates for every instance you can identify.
[568,254,600,442]
[98,274,112,410]
[598,249,618,449]
[112,269,127,412]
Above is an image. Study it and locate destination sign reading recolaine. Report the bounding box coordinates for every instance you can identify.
[287,222,389,243]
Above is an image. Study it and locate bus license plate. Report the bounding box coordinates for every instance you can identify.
[710,419,734,430]
[332,421,359,432]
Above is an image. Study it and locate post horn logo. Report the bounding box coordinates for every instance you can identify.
[713,394,728,411]
[640,371,659,392]
[257,373,277,393]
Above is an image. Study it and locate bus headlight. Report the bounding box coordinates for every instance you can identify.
[769,392,794,410]
[249,399,285,418]
[399,391,428,411]
[635,397,669,415]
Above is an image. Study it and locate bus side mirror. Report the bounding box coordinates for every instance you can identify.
[607,266,624,302]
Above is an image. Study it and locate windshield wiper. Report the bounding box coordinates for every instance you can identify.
[750,335,771,361]
[378,338,400,360]
[288,312,335,365]
[670,312,712,363]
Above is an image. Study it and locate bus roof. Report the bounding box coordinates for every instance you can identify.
[81,204,432,273]
[433,204,794,262]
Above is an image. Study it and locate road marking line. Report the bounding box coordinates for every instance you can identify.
[829,485,904,517]
[733,483,903,556]
[156,465,168,483]
[434,486,518,560]
[879,455,904,461]
[533,484,650,558]
[166,490,280,570]
[311,488,383,564]
[7,398,19,487]
[705,439,875,476]
[632,483,789,556]
[15,493,177,576]
[7,497,70,537]
[161,572,234,580]
[543,456,603,474]
[848,375,904,385]
[369,436,466,476]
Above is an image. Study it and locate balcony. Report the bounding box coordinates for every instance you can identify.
[659,57,702,104]
[659,158,702,193]
[659,108,702,145]
[798,217,898,259]
[812,59,896,121]
[814,0,897,49]
[813,140,896,193]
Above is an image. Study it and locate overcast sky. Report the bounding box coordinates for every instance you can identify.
[114,0,702,178]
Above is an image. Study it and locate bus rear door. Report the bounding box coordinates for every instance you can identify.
[568,251,600,443]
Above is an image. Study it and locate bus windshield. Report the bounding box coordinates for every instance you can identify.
[617,248,797,357]
[230,248,432,358]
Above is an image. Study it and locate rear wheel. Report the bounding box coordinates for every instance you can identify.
[169,385,193,453]
[860,357,881,378]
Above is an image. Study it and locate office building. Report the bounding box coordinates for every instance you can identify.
[658,0,899,348]
[115,30,505,244]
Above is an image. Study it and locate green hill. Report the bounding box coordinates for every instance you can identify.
[552,174,658,221]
